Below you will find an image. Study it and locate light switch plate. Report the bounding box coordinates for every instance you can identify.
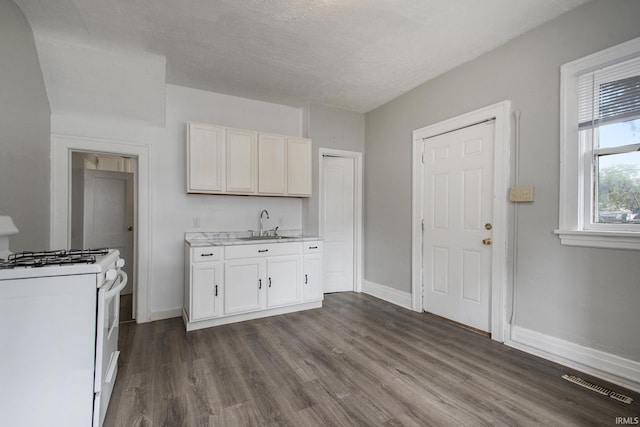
[510,185,534,202]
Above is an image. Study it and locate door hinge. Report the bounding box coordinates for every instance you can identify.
[421,219,424,231]
[421,152,425,164]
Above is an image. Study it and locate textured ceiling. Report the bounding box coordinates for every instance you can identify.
[15,0,589,113]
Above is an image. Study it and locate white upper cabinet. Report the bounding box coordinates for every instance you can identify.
[187,122,225,193]
[287,137,312,196]
[226,128,257,194]
[258,133,287,195]
[186,122,311,197]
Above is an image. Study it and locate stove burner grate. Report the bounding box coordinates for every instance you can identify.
[0,248,109,269]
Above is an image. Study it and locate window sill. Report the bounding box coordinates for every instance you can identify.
[554,229,640,250]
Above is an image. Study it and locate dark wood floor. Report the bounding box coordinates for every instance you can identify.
[104,293,639,426]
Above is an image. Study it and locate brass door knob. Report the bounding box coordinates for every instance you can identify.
[482,238,492,245]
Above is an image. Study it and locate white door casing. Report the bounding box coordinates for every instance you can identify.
[412,101,510,342]
[422,121,495,332]
[321,156,355,293]
[51,134,151,323]
[319,148,363,294]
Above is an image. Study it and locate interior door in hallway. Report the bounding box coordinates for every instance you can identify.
[322,156,355,293]
[84,169,135,296]
[422,121,495,332]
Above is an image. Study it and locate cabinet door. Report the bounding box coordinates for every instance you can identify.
[224,259,265,315]
[266,256,300,307]
[258,133,286,195]
[226,128,257,193]
[303,253,324,302]
[187,122,225,193]
[287,137,312,196]
[191,263,221,320]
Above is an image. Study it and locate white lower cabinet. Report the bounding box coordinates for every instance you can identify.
[266,256,301,307]
[224,259,264,315]
[184,245,223,322]
[184,240,323,331]
[191,263,222,320]
[303,241,324,302]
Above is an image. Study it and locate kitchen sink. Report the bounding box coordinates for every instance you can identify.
[237,235,296,241]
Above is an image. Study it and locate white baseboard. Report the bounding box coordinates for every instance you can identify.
[363,280,412,310]
[506,325,640,393]
[148,307,183,322]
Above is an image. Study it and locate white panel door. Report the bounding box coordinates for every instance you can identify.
[226,128,257,193]
[83,169,135,295]
[322,156,355,293]
[422,121,495,332]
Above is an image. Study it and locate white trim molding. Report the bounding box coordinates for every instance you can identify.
[556,36,640,250]
[51,134,152,323]
[150,308,184,323]
[363,280,412,310]
[507,326,640,393]
[411,100,511,343]
[554,229,640,250]
[319,148,363,293]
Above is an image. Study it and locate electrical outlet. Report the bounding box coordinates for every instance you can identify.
[509,185,534,202]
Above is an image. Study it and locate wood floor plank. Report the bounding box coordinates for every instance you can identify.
[103,293,640,427]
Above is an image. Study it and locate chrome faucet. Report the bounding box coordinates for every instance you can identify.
[259,210,269,236]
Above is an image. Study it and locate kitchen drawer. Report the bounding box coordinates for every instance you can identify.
[224,242,300,259]
[192,246,222,262]
[303,241,323,254]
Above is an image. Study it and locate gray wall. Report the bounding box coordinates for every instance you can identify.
[304,104,365,235]
[0,0,50,251]
[365,0,640,360]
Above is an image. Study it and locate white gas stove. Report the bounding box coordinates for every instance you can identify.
[0,247,127,427]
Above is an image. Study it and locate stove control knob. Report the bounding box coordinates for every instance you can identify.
[116,258,125,268]
[106,269,117,281]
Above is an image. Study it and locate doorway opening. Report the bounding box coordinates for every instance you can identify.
[411,101,511,342]
[51,134,151,323]
[319,148,363,294]
[71,152,136,322]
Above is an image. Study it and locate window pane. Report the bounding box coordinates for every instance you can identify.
[597,118,640,148]
[596,151,640,224]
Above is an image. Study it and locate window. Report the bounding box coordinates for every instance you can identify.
[557,37,640,250]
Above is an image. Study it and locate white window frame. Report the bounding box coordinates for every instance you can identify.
[556,37,640,250]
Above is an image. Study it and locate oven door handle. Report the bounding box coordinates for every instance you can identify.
[105,270,128,300]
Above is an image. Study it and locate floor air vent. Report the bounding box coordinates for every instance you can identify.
[562,374,633,404]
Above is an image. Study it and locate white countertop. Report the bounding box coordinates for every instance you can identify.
[185,231,322,247]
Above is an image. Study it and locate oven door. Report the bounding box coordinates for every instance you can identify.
[94,269,127,427]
